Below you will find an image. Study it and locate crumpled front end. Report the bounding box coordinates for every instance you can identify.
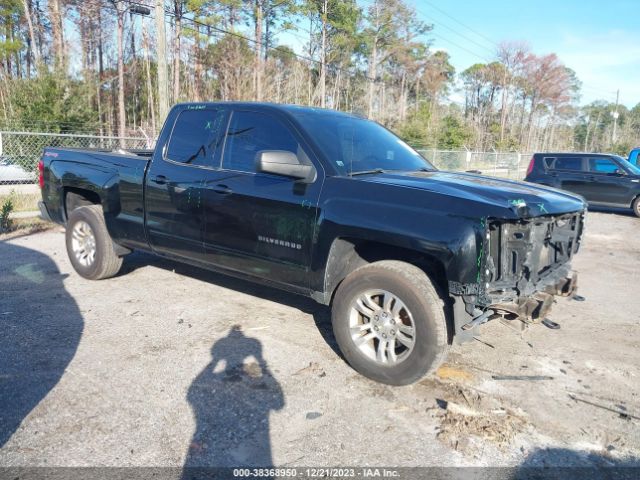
[451,210,585,340]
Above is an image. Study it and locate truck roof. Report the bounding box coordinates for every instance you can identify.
[175,101,363,119]
[534,152,619,157]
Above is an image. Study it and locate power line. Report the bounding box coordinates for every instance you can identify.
[357,0,493,65]
[428,31,493,64]
[359,0,496,58]
[419,0,501,49]
[416,11,495,56]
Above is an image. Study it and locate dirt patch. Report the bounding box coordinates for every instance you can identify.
[437,405,527,454]
[421,372,529,456]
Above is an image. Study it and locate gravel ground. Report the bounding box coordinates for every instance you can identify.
[0,210,639,469]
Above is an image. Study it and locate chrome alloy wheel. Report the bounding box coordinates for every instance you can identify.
[71,220,96,267]
[348,289,416,365]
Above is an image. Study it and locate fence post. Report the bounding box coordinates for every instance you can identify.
[0,131,3,157]
[517,152,522,179]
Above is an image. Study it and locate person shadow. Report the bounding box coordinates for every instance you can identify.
[183,325,285,476]
[0,240,83,448]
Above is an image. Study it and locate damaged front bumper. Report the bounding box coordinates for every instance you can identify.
[451,211,584,342]
[487,266,577,326]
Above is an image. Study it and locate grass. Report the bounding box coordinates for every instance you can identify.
[0,191,40,212]
[0,189,51,239]
[0,217,55,240]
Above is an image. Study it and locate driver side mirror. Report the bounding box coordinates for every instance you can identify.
[257,150,316,183]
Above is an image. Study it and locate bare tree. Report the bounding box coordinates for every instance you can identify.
[172,1,185,103]
[496,41,528,144]
[48,0,65,70]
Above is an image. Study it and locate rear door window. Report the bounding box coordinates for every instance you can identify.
[588,157,619,174]
[166,108,225,167]
[553,157,584,171]
[542,157,556,169]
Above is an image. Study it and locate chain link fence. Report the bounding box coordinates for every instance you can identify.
[0,131,533,186]
[0,131,151,186]
[416,149,534,181]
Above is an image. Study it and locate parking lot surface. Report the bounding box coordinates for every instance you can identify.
[1,211,639,468]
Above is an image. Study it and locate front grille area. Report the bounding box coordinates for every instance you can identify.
[486,212,583,295]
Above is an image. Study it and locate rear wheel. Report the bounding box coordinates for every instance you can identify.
[331,260,448,385]
[632,197,640,218]
[65,205,123,280]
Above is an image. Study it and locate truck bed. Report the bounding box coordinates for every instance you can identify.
[40,147,153,250]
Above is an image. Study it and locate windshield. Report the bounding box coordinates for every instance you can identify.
[613,155,640,175]
[293,112,435,175]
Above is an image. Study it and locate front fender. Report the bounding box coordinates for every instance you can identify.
[310,193,486,297]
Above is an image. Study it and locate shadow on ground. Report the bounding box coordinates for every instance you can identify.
[183,325,284,472]
[514,448,640,479]
[120,251,340,358]
[0,241,83,447]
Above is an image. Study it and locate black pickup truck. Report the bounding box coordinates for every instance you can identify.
[39,102,586,385]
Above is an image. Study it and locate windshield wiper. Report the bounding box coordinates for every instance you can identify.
[348,168,387,176]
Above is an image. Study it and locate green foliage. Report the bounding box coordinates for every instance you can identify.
[573,100,636,152]
[437,115,472,149]
[0,195,15,233]
[495,134,521,151]
[611,142,633,156]
[270,45,297,65]
[5,72,99,133]
[0,0,22,68]
[397,104,432,148]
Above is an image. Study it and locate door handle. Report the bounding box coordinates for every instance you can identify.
[152,175,167,185]
[211,184,233,195]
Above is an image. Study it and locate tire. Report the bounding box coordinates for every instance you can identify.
[331,260,448,386]
[65,205,123,280]
[633,197,640,218]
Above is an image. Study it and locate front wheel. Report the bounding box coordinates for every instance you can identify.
[65,205,123,280]
[331,260,448,385]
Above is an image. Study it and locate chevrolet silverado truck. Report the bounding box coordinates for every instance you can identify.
[39,102,586,385]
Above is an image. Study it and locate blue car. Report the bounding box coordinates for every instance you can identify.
[629,148,640,167]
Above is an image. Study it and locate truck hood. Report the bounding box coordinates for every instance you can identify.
[358,170,586,218]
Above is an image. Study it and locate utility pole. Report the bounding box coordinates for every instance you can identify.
[611,89,620,145]
[155,0,169,128]
[319,0,327,108]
